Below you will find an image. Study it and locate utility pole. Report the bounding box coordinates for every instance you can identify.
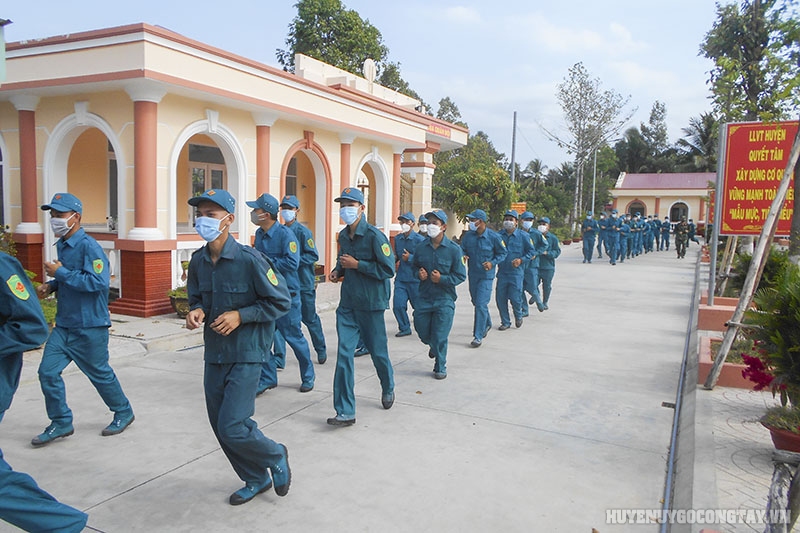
[510,111,517,183]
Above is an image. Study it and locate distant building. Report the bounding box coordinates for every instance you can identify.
[611,172,713,226]
[0,23,467,316]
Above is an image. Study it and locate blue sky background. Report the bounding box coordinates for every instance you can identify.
[4,1,721,170]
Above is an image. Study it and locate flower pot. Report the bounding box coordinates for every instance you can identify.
[562,239,572,245]
[762,422,800,452]
[170,295,190,319]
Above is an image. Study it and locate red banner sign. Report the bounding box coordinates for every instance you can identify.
[719,120,798,236]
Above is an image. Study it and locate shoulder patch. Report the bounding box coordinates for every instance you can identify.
[500,240,506,248]
[289,241,298,254]
[307,238,315,249]
[6,274,30,300]
[92,259,104,274]
[461,255,467,266]
[267,268,279,286]
[381,243,391,257]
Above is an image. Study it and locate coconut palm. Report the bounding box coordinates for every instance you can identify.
[676,112,719,172]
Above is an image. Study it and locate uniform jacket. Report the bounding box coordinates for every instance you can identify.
[0,252,49,417]
[413,236,467,307]
[48,228,111,329]
[287,221,319,292]
[581,218,599,236]
[539,232,562,271]
[254,222,300,293]
[188,235,291,364]
[333,214,396,311]
[394,230,426,283]
[525,228,549,269]
[497,228,535,279]
[460,228,507,280]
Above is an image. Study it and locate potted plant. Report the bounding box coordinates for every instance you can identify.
[167,261,191,318]
[740,261,800,451]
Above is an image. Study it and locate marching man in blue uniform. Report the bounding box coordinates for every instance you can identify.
[186,189,292,505]
[248,193,315,394]
[519,211,548,316]
[460,209,507,348]
[536,217,561,310]
[327,187,396,427]
[33,193,134,446]
[392,212,424,337]
[412,209,466,380]
[278,195,327,364]
[0,251,88,531]
[581,211,598,264]
[495,210,534,330]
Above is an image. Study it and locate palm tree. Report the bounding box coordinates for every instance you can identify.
[676,112,719,172]
[519,159,548,194]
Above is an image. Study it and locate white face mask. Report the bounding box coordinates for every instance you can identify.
[419,224,427,233]
[400,223,411,233]
[50,213,77,237]
[538,225,548,233]
[522,220,533,230]
[195,214,230,242]
[468,221,478,232]
[281,209,297,223]
[503,220,516,231]
[426,224,442,238]
[340,206,360,225]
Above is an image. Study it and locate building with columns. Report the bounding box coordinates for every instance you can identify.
[610,172,713,229]
[0,23,467,317]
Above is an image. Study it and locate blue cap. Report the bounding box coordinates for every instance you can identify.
[520,211,534,220]
[612,209,619,214]
[418,214,428,224]
[466,209,487,222]
[42,192,83,214]
[503,209,519,219]
[246,193,279,215]
[188,189,235,213]
[425,209,447,224]
[538,216,551,224]
[335,187,364,204]
[280,195,300,209]
[635,212,641,216]
[587,211,593,216]
[398,212,415,223]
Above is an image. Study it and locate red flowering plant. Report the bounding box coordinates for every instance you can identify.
[740,262,800,433]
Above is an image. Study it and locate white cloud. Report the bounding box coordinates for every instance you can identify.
[443,6,482,24]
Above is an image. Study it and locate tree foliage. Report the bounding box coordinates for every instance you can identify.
[701,0,800,121]
[675,112,720,172]
[433,132,515,224]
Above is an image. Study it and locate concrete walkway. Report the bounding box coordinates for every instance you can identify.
[0,241,773,532]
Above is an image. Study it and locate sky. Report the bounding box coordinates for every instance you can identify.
[3,0,722,170]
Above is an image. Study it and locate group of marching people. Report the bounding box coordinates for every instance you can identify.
[580,211,701,265]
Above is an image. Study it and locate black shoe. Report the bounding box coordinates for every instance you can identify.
[327,416,356,427]
[102,413,135,436]
[256,384,276,396]
[428,350,435,359]
[528,296,535,305]
[498,324,510,331]
[299,382,314,393]
[317,354,327,365]
[381,391,395,410]
[395,330,412,337]
[354,347,369,357]
[515,317,523,328]
[272,444,291,497]
[229,478,273,506]
[470,338,482,348]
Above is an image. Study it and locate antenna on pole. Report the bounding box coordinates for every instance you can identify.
[510,111,517,183]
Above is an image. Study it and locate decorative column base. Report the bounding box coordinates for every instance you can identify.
[12,233,44,282]
[108,240,176,317]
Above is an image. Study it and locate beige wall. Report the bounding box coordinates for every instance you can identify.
[68,128,109,225]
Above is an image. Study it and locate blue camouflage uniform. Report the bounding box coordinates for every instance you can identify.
[0,252,88,532]
[412,210,466,378]
[392,213,425,336]
[537,219,561,309]
[249,193,315,393]
[660,218,671,250]
[37,216,133,437]
[187,226,292,495]
[520,212,548,315]
[460,209,507,345]
[581,213,599,263]
[281,196,327,364]
[495,210,534,329]
[330,196,396,422]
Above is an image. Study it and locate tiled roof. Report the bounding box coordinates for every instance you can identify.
[616,172,715,189]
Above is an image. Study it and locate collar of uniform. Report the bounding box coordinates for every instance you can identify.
[349,213,368,237]
[200,235,238,262]
[60,227,87,247]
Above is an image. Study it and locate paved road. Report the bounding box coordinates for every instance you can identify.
[2,242,703,532]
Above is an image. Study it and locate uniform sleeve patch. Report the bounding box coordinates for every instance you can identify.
[461,255,467,266]
[7,274,30,300]
[500,240,506,248]
[307,238,315,249]
[381,243,391,257]
[289,241,298,254]
[93,259,104,274]
[267,268,279,286]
